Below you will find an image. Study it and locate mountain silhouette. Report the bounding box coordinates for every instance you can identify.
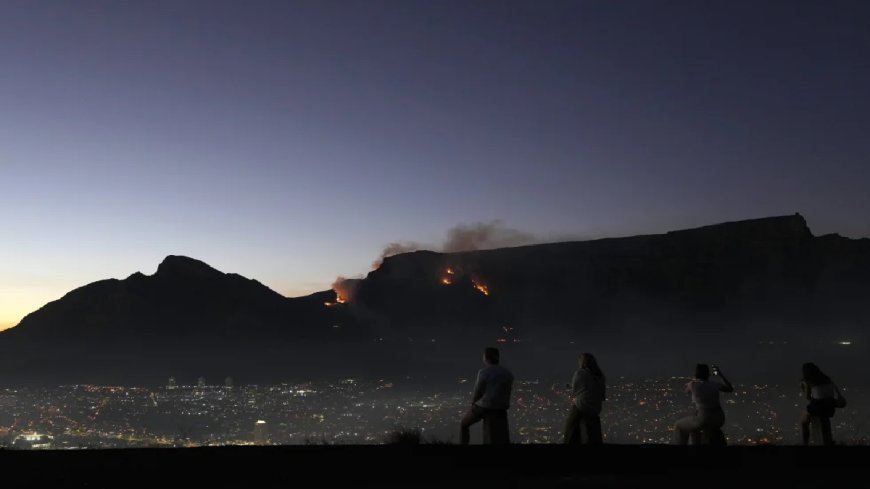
[1,214,868,385]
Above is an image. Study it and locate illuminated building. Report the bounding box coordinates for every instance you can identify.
[12,433,54,450]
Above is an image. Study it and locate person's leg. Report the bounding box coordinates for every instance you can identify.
[563,406,581,444]
[485,410,509,445]
[709,427,726,446]
[800,411,811,446]
[499,410,510,444]
[460,406,485,445]
[674,416,701,445]
[699,409,726,446]
[585,415,603,445]
[821,416,833,446]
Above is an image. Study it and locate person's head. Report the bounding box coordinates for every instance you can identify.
[579,353,604,378]
[483,347,500,366]
[694,363,710,380]
[802,362,831,385]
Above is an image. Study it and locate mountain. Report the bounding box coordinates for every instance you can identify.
[0,256,364,384]
[1,214,868,386]
[5,255,363,342]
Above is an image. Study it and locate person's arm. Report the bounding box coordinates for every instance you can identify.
[801,381,811,400]
[717,369,734,393]
[570,370,580,395]
[471,370,485,404]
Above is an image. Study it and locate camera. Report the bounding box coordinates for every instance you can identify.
[711,364,720,376]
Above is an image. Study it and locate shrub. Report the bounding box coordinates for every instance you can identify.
[385,427,422,445]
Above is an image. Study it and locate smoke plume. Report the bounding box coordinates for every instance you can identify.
[338,221,574,301]
[370,220,538,270]
[331,276,362,302]
[372,241,421,269]
[442,221,536,253]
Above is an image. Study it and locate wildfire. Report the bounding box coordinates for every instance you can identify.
[325,277,357,308]
[472,279,489,296]
[440,266,456,285]
[324,294,347,308]
[438,267,490,295]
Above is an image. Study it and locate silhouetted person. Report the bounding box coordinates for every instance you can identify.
[800,362,842,446]
[674,363,733,445]
[564,352,606,444]
[460,347,514,445]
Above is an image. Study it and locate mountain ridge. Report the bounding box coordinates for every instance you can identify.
[1,213,867,385]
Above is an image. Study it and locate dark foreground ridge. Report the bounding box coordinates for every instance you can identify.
[1,445,866,488]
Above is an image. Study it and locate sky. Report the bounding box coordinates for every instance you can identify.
[1,0,869,329]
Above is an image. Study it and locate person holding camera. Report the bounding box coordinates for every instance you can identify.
[673,363,734,445]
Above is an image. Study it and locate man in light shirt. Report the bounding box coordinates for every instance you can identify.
[460,347,514,445]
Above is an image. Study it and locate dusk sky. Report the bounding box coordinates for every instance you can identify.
[2,1,869,329]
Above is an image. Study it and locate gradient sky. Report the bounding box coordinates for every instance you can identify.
[1,1,869,329]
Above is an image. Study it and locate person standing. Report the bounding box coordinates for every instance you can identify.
[460,347,514,445]
[800,362,843,446]
[673,363,733,445]
[564,352,606,444]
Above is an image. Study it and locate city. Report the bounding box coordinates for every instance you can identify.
[1,377,865,449]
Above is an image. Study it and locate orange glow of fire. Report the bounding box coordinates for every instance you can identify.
[324,294,348,308]
[440,267,456,285]
[472,280,489,296]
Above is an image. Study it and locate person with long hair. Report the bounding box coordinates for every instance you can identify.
[673,363,733,445]
[800,362,841,446]
[564,352,606,444]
